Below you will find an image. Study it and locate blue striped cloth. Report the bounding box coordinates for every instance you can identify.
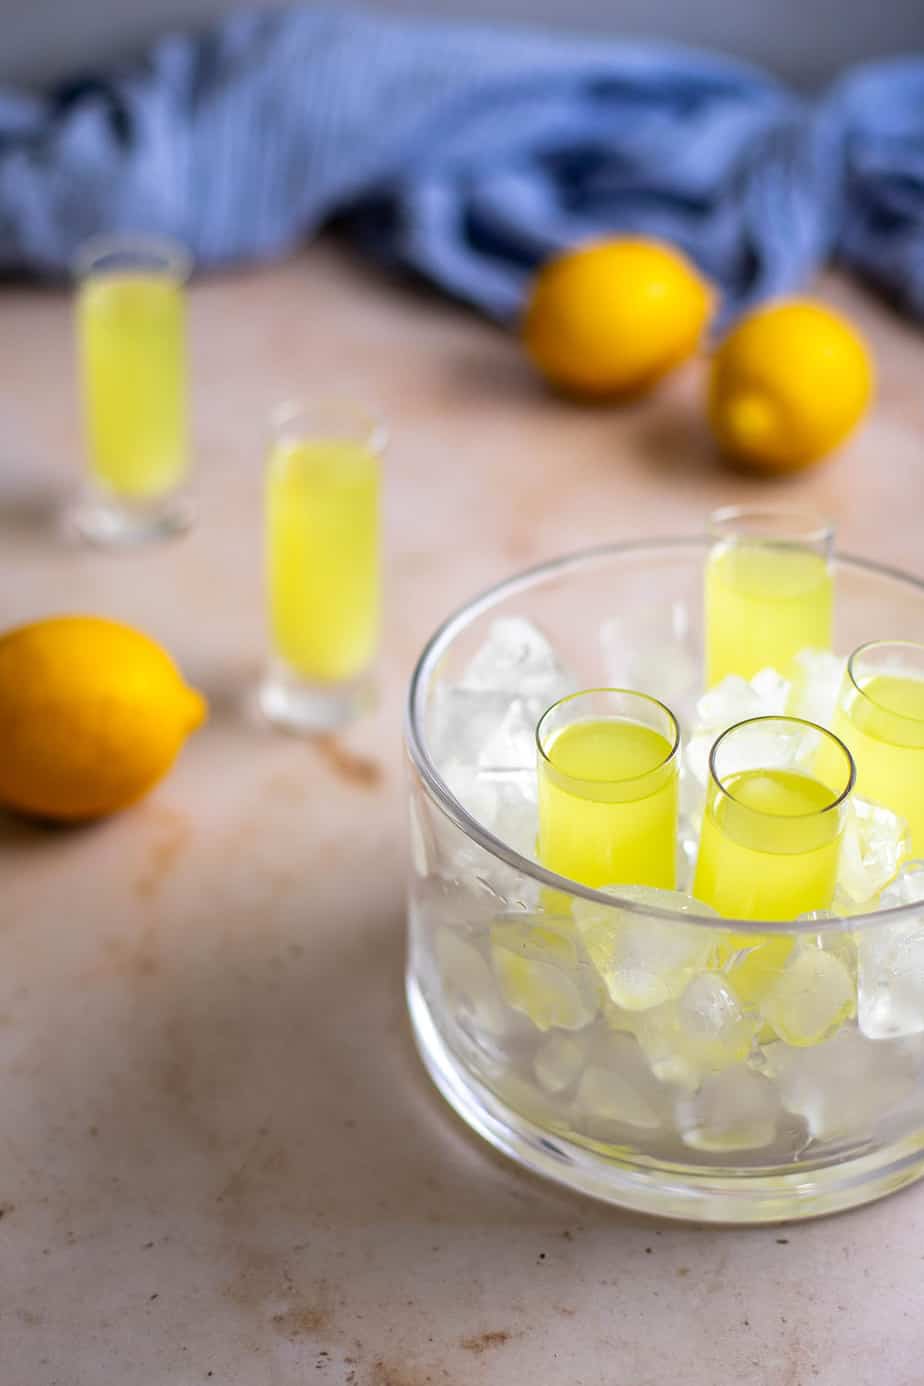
[1,7,923,322]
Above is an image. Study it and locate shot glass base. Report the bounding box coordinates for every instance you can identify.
[71,492,194,548]
[259,664,375,734]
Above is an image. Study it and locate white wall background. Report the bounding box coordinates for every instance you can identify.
[3,0,923,89]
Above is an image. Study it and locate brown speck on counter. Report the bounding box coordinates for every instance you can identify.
[135,807,191,899]
[677,1267,690,1278]
[460,1330,511,1354]
[314,735,383,790]
[371,1361,437,1386]
[271,1303,332,1339]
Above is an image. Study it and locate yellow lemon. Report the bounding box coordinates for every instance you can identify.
[522,237,714,397]
[708,299,875,472]
[0,615,206,821]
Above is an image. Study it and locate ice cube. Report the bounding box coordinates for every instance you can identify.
[431,763,507,889]
[788,649,847,729]
[411,874,495,940]
[491,917,598,1032]
[600,609,700,728]
[477,697,541,776]
[574,886,720,1011]
[628,1005,704,1091]
[675,828,698,895]
[857,894,924,1039]
[677,1067,781,1152]
[438,760,540,894]
[491,785,540,861]
[630,973,758,1090]
[435,928,509,1037]
[794,916,858,984]
[834,798,912,912]
[759,943,855,1047]
[442,759,499,826]
[880,859,924,907]
[765,1027,918,1142]
[676,972,759,1067]
[676,762,703,893]
[429,686,513,767]
[533,1031,590,1094]
[494,1071,572,1131]
[723,935,794,1007]
[462,617,572,701]
[574,1034,665,1131]
[431,619,572,856]
[685,668,793,791]
[575,1067,663,1131]
[429,618,571,782]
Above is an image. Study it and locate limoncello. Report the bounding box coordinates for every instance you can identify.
[538,717,677,889]
[705,542,833,685]
[78,273,187,500]
[694,768,842,921]
[266,436,381,683]
[835,672,924,854]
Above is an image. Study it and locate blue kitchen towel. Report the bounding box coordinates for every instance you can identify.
[0,6,922,322]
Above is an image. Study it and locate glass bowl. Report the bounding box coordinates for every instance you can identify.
[404,539,924,1223]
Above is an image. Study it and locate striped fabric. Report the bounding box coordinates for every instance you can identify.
[0,6,923,322]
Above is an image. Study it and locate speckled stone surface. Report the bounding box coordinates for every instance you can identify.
[2,243,923,1386]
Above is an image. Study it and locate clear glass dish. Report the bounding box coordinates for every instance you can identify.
[404,539,924,1223]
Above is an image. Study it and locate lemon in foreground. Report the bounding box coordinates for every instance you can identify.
[0,615,206,821]
[708,299,875,472]
[522,237,714,398]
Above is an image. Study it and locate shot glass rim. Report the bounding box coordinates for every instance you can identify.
[73,231,193,283]
[270,397,389,457]
[708,504,835,551]
[535,686,680,788]
[846,640,924,727]
[707,714,856,820]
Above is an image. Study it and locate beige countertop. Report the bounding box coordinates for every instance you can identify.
[2,242,924,1385]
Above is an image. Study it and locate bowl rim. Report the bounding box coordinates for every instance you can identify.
[405,535,924,934]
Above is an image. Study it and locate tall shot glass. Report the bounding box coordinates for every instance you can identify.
[73,233,193,545]
[260,399,385,732]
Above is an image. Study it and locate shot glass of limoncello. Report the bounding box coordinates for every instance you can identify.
[705,507,834,685]
[74,234,192,544]
[260,399,384,732]
[835,641,924,855]
[537,689,679,889]
[694,715,855,922]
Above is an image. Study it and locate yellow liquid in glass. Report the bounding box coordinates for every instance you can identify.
[78,273,187,500]
[538,718,677,889]
[705,543,833,685]
[266,438,380,683]
[835,673,924,854]
[694,768,841,922]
